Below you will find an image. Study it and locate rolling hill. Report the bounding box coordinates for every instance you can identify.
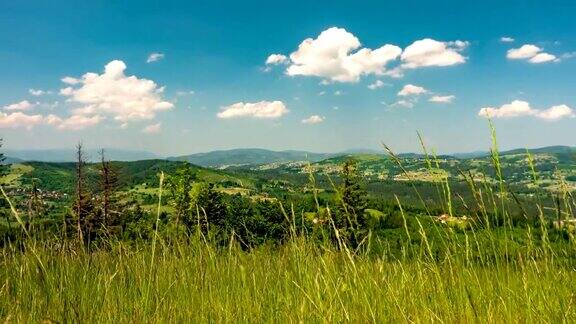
[168,148,335,167]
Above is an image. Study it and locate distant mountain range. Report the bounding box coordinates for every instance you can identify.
[452,146,576,159]
[167,148,335,167]
[3,146,574,166]
[3,149,159,163]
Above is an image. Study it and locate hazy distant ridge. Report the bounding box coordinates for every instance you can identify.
[168,148,336,167]
[4,149,159,162]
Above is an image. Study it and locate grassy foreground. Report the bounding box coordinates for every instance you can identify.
[1,236,576,322]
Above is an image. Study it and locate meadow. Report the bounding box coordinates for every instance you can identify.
[1,129,576,322]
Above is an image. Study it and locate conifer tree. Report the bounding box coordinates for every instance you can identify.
[338,159,368,227]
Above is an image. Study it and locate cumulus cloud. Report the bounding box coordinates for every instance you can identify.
[478,100,535,118]
[143,122,162,134]
[147,52,165,63]
[398,84,427,96]
[60,60,173,124]
[478,100,574,121]
[0,61,170,131]
[368,80,386,90]
[265,54,288,65]
[429,95,455,103]
[529,53,557,63]
[217,100,288,119]
[401,39,468,69]
[301,115,325,124]
[284,27,402,82]
[54,114,103,130]
[0,111,101,131]
[2,100,36,111]
[507,44,557,63]
[507,45,541,59]
[268,27,469,82]
[500,37,515,43]
[0,111,45,129]
[29,89,51,96]
[535,105,574,120]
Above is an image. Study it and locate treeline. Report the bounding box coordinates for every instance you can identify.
[0,141,419,249]
[1,140,574,256]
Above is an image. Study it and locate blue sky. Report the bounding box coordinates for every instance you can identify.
[1,0,575,155]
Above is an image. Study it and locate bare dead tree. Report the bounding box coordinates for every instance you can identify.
[27,178,44,233]
[75,142,86,244]
[99,149,118,228]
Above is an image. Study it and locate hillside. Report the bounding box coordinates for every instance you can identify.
[3,160,255,195]
[168,148,335,167]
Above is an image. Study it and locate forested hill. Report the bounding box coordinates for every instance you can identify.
[168,148,335,167]
[5,160,254,194]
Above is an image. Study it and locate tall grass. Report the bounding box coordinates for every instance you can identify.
[1,127,576,322]
[1,237,575,322]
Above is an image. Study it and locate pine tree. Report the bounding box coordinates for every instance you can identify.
[339,159,368,227]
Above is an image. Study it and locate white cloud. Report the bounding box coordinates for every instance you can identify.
[478,100,574,121]
[2,100,36,111]
[54,114,103,130]
[1,61,171,131]
[284,27,402,82]
[0,111,101,131]
[398,84,427,96]
[29,89,51,96]
[301,115,325,124]
[478,100,534,118]
[528,53,557,63]
[272,28,468,82]
[217,100,288,119]
[61,76,80,85]
[147,52,165,63]
[500,37,515,43]
[401,39,468,69]
[429,95,455,103]
[507,44,558,63]
[176,90,195,96]
[334,90,342,96]
[383,66,404,78]
[535,105,575,120]
[59,60,173,124]
[507,44,541,59]
[143,122,162,133]
[394,100,415,108]
[0,111,45,129]
[265,54,288,65]
[368,80,386,90]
